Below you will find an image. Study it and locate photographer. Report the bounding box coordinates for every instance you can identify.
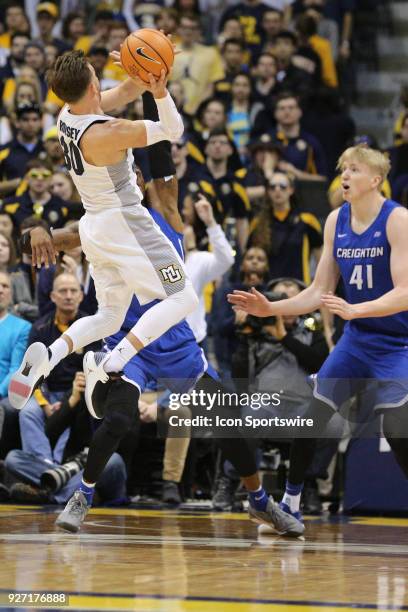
[5,371,128,505]
[249,278,329,391]
[212,246,269,381]
[212,277,329,510]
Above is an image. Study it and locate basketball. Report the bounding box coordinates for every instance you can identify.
[120,29,174,84]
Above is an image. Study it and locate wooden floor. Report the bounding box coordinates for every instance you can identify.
[0,504,407,612]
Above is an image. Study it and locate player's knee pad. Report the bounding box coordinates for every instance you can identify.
[103,380,140,438]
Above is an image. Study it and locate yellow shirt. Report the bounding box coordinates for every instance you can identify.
[0,32,11,49]
[103,57,127,83]
[310,34,338,89]
[74,35,94,55]
[170,44,225,115]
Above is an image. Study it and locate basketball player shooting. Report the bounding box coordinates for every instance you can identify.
[228,144,408,535]
[8,47,198,412]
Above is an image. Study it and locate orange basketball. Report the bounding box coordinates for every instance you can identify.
[120,29,174,84]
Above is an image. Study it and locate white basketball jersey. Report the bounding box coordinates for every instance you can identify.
[57,106,143,212]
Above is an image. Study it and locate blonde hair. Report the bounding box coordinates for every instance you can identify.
[337,144,391,183]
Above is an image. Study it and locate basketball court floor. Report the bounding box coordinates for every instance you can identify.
[0,504,407,611]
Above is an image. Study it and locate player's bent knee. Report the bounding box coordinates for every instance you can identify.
[96,306,130,338]
[103,381,140,438]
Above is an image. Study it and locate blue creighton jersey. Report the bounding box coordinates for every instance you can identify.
[106,207,211,391]
[334,199,408,343]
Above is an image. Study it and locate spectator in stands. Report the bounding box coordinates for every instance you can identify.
[261,8,284,48]
[1,78,42,146]
[8,217,43,322]
[0,212,14,240]
[171,14,224,115]
[0,101,44,197]
[61,12,86,49]
[12,272,100,464]
[0,270,31,462]
[218,17,245,47]
[258,93,327,181]
[249,171,322,284]
[51,171,82,220]
[23,42,49,100]
[34,2,70,54]
[41,126,65,172]
[293,14,323,89]
[37,223,97,317]
[214,39,248,104]
[44,41,59,68]
[323,0,354,61]
[155,8,180,43]
[252,52,281,111]
[6,370,128,505]
[211,245,269,386]
[87,45,110,84]
[271,30,316,103]
[226,72,254,162]
[0,31,31,100]
[202,128,251,251]
[103,21,129,85]
[220,0,270,60]
[295,13,337,89]
[242,136,283,210]
[188,98,228,165]
[300,0,339,59]
[1,158,68,231]
[171,135,216,215]
[173,0,214,44]
[0,230,17,274]
[74,9,113,55]
[0,3,30,50]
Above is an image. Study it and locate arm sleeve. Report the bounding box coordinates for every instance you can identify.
[0,321,31,397]
[142,92,175,179]
[144,93,184,144]
[280,330,328,373]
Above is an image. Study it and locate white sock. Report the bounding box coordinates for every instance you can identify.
[282,491,301,513]
[48,338,69,370]
[103,337,136,373]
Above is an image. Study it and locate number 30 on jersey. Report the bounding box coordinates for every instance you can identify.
[349,264,373,290]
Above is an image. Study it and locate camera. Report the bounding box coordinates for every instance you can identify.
[245,291,287,332]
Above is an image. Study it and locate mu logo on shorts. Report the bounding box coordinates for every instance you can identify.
[160,264,183,283]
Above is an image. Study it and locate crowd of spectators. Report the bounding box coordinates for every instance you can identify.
[0,0,405,514]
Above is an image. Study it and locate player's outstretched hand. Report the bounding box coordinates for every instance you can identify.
[227,287,274,317]
[27,226,57,269]
[149,69,168,99]
[321,293,356,320]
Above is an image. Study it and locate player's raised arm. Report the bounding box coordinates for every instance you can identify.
[228,209,340,316]
[89,71,183,153]
[323,207,408,320]
[141,91,183,232]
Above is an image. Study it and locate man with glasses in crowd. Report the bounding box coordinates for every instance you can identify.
[0,159,69,231]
